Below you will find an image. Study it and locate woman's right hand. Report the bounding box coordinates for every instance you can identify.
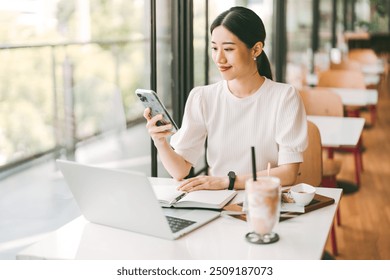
[143,108,174,147]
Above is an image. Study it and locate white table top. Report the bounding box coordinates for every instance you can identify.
[360,62,384,85]
[361,63,385,75]
[327,87,378,106]
[307,115,365,147]
[363,74,380,86]
[16,184,342,260]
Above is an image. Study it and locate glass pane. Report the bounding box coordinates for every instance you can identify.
[285,0,313,87]
[193,0,207,87]
[355,0,388,33]
[156,0,172,109]
[0,47,55,166]
[0,0,173,172]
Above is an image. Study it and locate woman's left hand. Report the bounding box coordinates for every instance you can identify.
[177,175,228,192]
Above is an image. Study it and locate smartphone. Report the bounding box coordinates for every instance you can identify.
[135,89,178,132]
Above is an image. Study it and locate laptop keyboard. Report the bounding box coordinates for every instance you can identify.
[166,215,196,233]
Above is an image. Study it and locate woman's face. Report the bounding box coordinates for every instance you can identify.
[211,26,258,81]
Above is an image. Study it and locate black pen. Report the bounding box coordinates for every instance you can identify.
[171,192,187,204]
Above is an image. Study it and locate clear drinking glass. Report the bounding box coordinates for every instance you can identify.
[245,176,281,244]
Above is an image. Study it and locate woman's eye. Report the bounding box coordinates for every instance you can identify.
[224,48,233,51]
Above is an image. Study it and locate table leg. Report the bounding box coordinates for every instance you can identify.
[336,179,359,194]
[369,104,377,126]
[325,147,360,194]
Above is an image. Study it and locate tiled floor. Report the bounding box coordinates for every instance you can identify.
[0,124,171,259]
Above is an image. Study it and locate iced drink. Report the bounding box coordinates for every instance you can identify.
[245,176,281,235]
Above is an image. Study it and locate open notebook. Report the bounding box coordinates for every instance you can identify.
[152,183,237,210]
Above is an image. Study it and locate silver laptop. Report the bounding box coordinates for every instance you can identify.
[56,160,220,240]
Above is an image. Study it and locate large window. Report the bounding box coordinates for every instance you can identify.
[355,0,389,32]
[0,0,172,172]
[286,0,336,87]
[8,0,375,174]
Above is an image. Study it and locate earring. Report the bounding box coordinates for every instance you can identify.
[253,56,257,61]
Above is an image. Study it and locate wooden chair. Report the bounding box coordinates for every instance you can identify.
[295,121,339,256]
[349,48,383,90]
[348,48,385,103]
[329,58,378,124]
[295,121,323,187]
[330,59,362,72]
[317,71,365,187]
[320,66,377,126]
[301,87,344,117]
[300,88,343,217]
[301,88,363,183]
[318,69,366,89]
[348,48,379,65]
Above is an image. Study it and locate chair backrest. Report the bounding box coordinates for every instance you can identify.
[343,31,370,42]
[300,88,344,117]
[318,69,366,89]
[348,48,378,65]
[330,59,361,72]
[294,121,323,187]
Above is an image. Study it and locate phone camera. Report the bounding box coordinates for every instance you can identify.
[139,96,147,102]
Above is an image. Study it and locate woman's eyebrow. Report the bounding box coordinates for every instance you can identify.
[211,41,236,45]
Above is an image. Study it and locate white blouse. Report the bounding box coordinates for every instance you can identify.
[170,78,308,177]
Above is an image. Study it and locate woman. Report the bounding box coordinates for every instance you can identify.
[144,6,307,191]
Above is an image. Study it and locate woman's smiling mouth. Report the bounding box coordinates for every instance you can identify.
[218,65,232,72]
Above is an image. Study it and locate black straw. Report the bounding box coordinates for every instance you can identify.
[251,146,257,181]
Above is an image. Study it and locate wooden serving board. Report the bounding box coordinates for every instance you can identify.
[223,193,335,222]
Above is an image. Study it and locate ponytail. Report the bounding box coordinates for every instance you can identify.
[257,51,273,80]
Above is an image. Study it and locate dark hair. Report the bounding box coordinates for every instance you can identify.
[210,6,273,80]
